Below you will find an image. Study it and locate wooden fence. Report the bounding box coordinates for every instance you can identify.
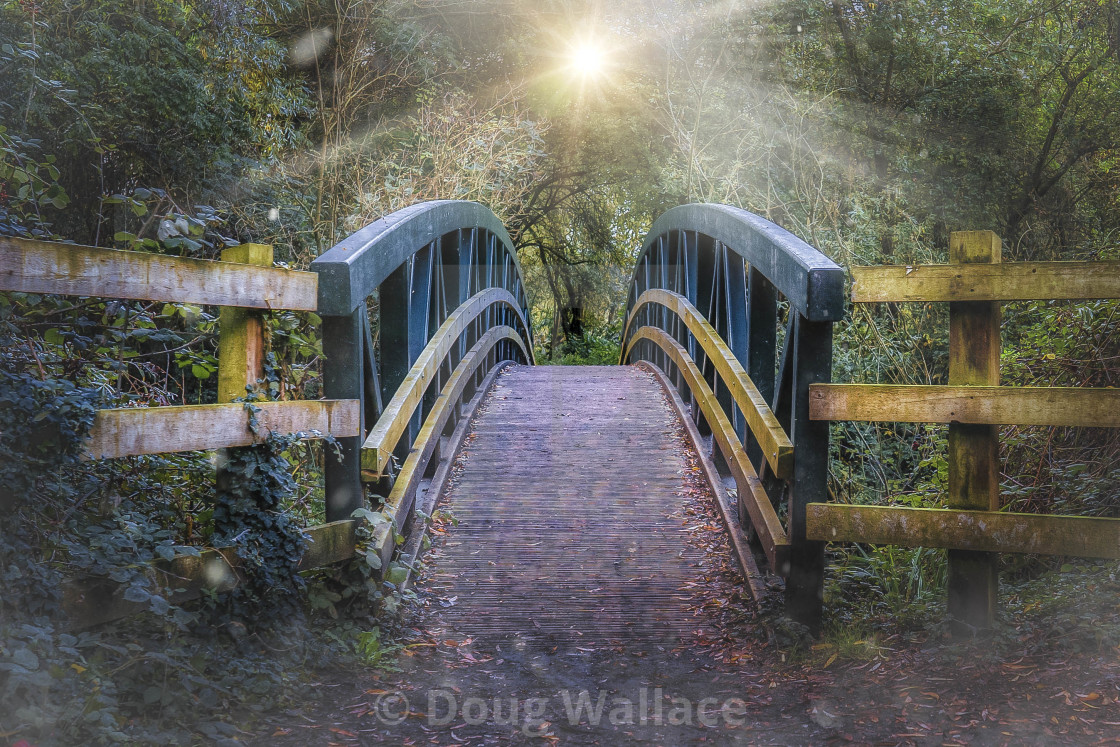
[807,231,1120,634]
[1,237,362,627]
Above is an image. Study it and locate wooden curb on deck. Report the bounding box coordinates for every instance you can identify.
[639,362,777,604]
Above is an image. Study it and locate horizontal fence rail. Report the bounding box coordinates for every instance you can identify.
[84,401,359,459]
[0,237,319,310]
[806,505,1120,559]
[810,230,1120,635]
[620,203,845,634]
[810,384,1120,428]
[851,260,1120,302]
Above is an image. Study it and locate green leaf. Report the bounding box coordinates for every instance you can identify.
[123,586,151,603]
[12,648,39,671]
[148,595,170,615]
[351,507,383,524]
[386,563,408,585]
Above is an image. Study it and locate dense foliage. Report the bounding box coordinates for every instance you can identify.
[1,0,1118,740]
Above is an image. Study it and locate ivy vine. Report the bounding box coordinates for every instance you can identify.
[207,397,311,627]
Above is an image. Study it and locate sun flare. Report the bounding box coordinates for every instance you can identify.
[568,40,609,79]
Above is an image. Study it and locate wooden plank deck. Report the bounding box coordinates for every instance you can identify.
[422,365,716,644]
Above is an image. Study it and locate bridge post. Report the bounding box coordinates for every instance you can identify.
[322,309,365,522]
[693,235,716,437]
[946,231,1001,635]
[784,316,832,635]
[744,269,777,472]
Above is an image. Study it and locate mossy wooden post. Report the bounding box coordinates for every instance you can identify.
[947,231,1001,636]
[218,244,273,403]
[217,244,272,497]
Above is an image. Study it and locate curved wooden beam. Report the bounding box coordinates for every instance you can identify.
[623,326,790,574]
[362,290,532,475]
[623,289,793,478]
[367,328,528,568]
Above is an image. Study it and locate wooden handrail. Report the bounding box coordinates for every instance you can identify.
[851,260,1120,302]
[83,401,360,459]
[623,288,793,478]
[623,325,790,575]
[810,384,1120,427]
[365,327,528,569]
[361,287,532,476]
[807,505,1120,559]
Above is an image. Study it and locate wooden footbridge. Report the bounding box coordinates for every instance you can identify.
[5,200,1120,638]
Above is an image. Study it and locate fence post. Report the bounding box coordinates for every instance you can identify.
[217,244,272,403]
[215,244,272,506]
[947,230,1002,636]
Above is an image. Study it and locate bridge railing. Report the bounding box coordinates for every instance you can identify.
[0,236,361,626]
[620,203,845,632]
[809,230,1120,635]
[311,200,534,571]
[2,200,533,625]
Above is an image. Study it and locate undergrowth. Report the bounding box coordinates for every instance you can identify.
[0,323,394,744]
[818,545,1120,663]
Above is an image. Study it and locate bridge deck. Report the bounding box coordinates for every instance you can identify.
[425,364,714,643]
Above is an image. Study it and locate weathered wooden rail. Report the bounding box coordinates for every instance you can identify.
[808,230,1120,635]
[1,238,356,465]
